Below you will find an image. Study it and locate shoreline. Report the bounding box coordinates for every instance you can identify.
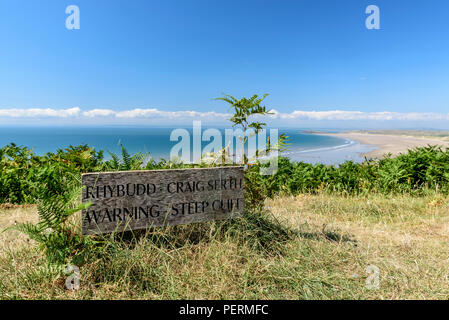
[315,131,449,158]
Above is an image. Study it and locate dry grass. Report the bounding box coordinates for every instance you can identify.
[1,193,449,299]
[266,193,449,299]
[0,206,37,250]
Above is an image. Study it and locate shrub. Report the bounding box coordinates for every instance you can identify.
[2,143,449,206]
[248,145,449,198]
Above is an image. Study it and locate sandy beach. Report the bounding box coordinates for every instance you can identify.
[320,131,449,158]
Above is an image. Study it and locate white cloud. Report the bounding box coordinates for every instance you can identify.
[114,108,229,119]
[0,107,229,120]
[82,109,116,117]
[0,107,447,122]
[274,110,449,121]
[0,107,81,118]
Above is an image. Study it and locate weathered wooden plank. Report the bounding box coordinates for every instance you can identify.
[81,166,244,235]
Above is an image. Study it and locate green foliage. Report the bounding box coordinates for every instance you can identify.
[2,142,449,208]
[214,93,273,164]
[7,186,94,265]
[0,143,34,203]
[0,144,103,204]
[248,145,449,198]
[104,144,147,171]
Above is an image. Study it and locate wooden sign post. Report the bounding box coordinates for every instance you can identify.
[81,166,244,235]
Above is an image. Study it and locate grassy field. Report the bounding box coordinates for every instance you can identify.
[1,192,448,299]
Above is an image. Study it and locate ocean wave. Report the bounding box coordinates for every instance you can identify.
[281,139,357,156]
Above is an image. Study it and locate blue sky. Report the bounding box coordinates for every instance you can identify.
[0,0,448,127]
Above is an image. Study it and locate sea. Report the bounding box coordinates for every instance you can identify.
[0,127,375,165]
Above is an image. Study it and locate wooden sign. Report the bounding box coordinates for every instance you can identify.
[81,166,244,235]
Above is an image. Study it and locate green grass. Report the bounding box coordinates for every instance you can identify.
[1,193,448,299]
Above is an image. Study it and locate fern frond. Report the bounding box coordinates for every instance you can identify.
[36,199,64,230]
[106,151,121,170]
[8,222,46,243]
[130,152,147,169]
[62,202,91,221]
[36,185,85,230]
[120,144,132,170]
